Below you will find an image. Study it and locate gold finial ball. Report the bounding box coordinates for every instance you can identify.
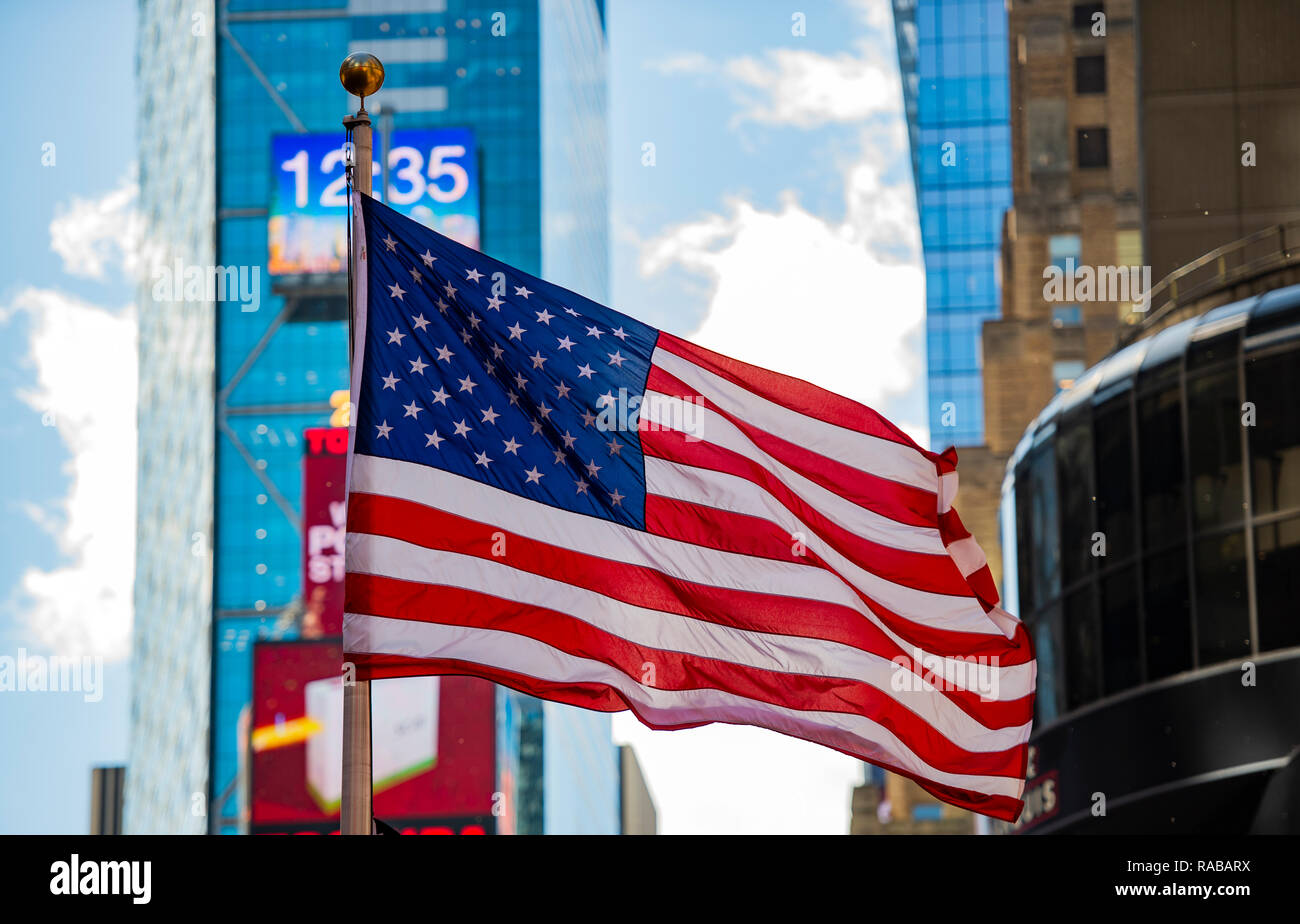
[340,53,385,100]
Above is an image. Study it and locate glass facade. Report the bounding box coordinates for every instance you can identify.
[892,0,1012,447]
[133,0,616,834]
[1002,284,1300,727]
[126,0,217,836]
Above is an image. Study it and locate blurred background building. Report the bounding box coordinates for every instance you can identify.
[128,0,643,835]
[862,0,1300,835]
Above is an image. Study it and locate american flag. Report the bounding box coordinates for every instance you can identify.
[344,193,1036,822]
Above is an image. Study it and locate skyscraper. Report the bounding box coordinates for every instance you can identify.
[891,0,1013,449]
[128,0,616,835]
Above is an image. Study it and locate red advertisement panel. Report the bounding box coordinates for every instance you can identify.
[249,639,497,834]
[302,427,347,636]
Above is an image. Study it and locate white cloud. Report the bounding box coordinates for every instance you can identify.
[3,180,141,661]
[48,180,142,280]
[639,137,924,417]
[5,288,137,661]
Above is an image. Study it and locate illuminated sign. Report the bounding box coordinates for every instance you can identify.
[249,640,497,833]
[268,127,480,275]
[301,427,348,636]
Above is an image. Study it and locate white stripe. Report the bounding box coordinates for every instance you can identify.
[641,391,944,554]
[349,454,1034,691]
[652,346,938,492]
[345,614,1028,799]
[645,457,1003,638]
[348,532,1032,745]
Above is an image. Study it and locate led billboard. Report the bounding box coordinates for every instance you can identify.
[249,640,497,834]
[301,427,347,636]
[268,127,480,275]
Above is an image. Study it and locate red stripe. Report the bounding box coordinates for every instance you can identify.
[646,364,937,528]
[346,575,1027,777]
[642,425,973,597]
[938,506,1001,610]
[347,491,1035,725]
[656,331,938,461]
[347,650,1026,822]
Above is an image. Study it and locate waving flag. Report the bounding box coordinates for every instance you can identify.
[344,193,1035,821]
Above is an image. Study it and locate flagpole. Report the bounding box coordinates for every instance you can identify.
[339,52,384,837]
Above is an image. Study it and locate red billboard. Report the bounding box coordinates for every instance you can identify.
[249,639,497,834]
[302,427,347,636]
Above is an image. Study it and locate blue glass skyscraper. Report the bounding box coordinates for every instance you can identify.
[129,0,617,835]
[891,0,1012,448]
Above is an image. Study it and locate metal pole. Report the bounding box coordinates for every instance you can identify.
[339,53,383,836]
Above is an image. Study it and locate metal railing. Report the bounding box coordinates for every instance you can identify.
[1120,220,1300,344]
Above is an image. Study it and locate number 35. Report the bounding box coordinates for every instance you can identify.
[387,145,469,206]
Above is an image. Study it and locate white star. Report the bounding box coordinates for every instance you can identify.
[468,313,482,330]
[387,327,406,345]
[431,386,450,405]
[453,419,473,438]
[485,295,504,312]
[409,266,423,284]
[507,322,526,341]
[425,431,445,449]
[535,308,554,324]
[443,280,458,299]
[458,375,478,394]
[474,450,492,468]
[459,328,472,344]
[581,409,597,427]
[552,448,566,465]
[484,361,496,376]
[607,351,626,368]
[506,390,520,406]
[530,419,544,435]
[514,285,532,299]
[383,235,397,252]
[563,306,581,317]
[389,282,406,300]
[538,402,553,420]
[555,381,572,399]
[403,401,423,420]
[576,363,595,380]
[575,478,589,495]
[585,459,602,478]
[375,420,393,439]
[490,342,505,360]
[436,298,450,314]
[466,268,484,283]
[585,325,603,339]
[502,436,522,455]
[412,314,431,332]
[529,351,547,369]
[513,372,528,389]
[524,466,544,485]
[381,372,399,390]
[606,438,623,456]
[597,391,615,407]
[556,335,575,352]
[612,326,628,340]
[561,431,577,449]
[436,344,455,363]
[481,406,500,425]
[609,488,625,506]
[420,249,436,267]
[409,356,429,375]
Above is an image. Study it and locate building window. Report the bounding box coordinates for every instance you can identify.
[1053,359,1085,390]
[1076,127,1109,168]
[1052,304,1083,327]
[1072,2,1105,31]
[1075,55,1106,94]
[1049,233,1081,274]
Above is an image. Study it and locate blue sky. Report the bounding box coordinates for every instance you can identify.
[0,0,926,834]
